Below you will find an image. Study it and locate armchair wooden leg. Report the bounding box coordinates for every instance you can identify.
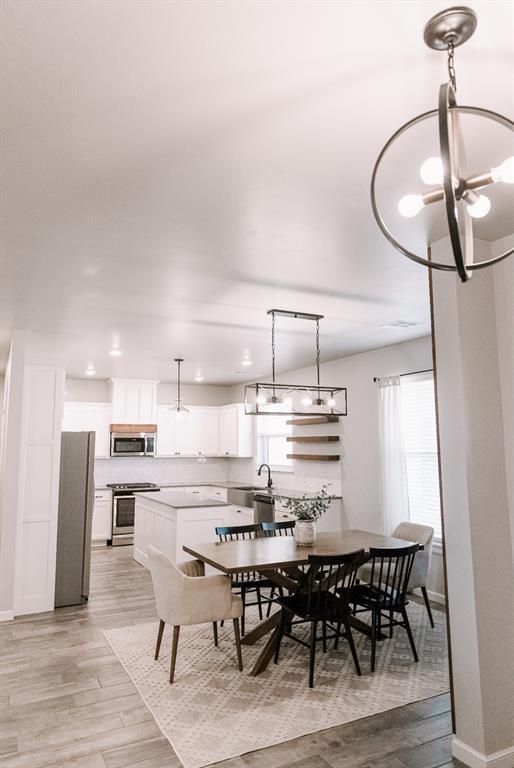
[169,625,180,684]
[421,586,435,628]
[241,587,246,637]
[232,618,243,672]
[212,621,218,647]
[155,619,165,661]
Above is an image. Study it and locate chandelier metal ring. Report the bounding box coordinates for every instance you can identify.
[370,100,514,278]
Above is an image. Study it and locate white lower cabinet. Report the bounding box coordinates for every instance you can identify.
[92,490,112,544]
[228,505,254,525]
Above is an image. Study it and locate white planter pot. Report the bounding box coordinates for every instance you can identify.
[294,520,316,547]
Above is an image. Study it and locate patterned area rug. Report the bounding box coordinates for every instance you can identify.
[104,602,448,768]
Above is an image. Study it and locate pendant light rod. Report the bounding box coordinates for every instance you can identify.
[174,357,184,405]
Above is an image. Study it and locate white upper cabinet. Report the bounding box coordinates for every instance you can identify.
[155,403,251,457]
[62,402,111,458]
[110,379,159,424]
[218,404,253,457]
[196,407,219,456]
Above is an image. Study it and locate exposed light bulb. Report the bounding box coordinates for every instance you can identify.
[420,156,443,185]
[467,194,491,219]
[85,368,96,376]
[256,394,267,405]
[282,397,293,410]
[301,396,313,407]
[109,348,123,357]
[194,374,204,382]
[326,397,336,408]
[491,156,514,184]
[241,359,252,367]
[398,194,424,218]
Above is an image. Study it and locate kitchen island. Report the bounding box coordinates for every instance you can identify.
[133,490,231,570]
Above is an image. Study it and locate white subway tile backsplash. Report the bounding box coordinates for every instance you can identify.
[94,457,230,487]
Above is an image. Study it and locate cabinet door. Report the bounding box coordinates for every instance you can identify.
[92,496,112,541]
[84,404,111,458]
[156,405,173,456]
[62,403,85,431]
[173,410,198,456]
[218,406,238,456]
[110,379,158,423]
[197,408,219,456]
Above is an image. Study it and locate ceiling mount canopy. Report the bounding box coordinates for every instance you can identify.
[245,309,347,416]
[370,6,513,283]
[168,358,191,419]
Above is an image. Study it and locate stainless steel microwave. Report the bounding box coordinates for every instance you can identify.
[110,432,156,457]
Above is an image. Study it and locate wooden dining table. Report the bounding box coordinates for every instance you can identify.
[183,529,418,676]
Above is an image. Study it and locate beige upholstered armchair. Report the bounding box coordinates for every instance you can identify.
[358,522,435,627]
[148,545,244,682]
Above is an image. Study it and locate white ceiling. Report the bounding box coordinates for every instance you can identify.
[1,0,513,385]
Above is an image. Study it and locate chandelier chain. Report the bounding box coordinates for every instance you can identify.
[271,310,276,384]
[316,318,320,389]
[447,39,457,90]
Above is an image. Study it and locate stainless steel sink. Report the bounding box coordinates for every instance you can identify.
[227,486,266,507]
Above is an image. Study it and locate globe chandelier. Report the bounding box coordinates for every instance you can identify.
[370,6,513,283]
[244,309,347,416]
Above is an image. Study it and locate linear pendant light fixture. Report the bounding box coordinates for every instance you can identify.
[244,309,347,416]
[168,358,191,419]
[370,6,513,283]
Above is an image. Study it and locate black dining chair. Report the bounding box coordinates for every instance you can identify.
[349,543,420,672]
[274,549,366,688]
[261,520,296,616]
[215,523,274,636]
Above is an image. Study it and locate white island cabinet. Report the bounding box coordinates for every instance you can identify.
[133,490,231,569]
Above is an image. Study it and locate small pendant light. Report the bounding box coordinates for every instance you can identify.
[168,358,191,420]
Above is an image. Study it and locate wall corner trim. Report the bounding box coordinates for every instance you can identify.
[452,737,514,768]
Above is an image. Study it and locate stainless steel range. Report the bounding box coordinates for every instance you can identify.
[106,482,160,546]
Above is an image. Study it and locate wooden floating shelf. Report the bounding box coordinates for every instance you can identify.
[286,436,340,443]
[286,453,340,462]
[286,416,339,426]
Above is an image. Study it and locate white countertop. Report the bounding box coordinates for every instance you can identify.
[134,490,229,508]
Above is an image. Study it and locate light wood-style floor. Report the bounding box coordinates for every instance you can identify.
[0,546,463,768]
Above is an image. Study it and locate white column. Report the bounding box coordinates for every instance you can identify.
[0,331,65,617]
[431,237,514,768]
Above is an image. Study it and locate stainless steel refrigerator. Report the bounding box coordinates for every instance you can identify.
[55,431,95,608]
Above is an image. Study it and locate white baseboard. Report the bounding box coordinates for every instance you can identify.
[0,610,14,622]
[453,737,514,767]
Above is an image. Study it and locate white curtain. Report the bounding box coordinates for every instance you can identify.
[378,376,409,534]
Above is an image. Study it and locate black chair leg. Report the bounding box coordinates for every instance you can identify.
[212,621,218,647]
[370,609,377,672]
[322,621,327,653]
[309,621,318,688]
[154,619,165,660]
[241,587,246,636]
[266,586,276,617]
[334,621,341,650]
[421,586,435,628]
[343,616,361,676]
[389,610,394,638]
[401,607,419,662]
[274,609,286,664]
[256,586,263,620]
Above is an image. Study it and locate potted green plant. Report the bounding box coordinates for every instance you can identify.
[279,486,333,546]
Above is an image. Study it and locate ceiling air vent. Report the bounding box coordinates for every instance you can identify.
[380,320,422,328]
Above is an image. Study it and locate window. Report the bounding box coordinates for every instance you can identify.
[256,411,292,471]
[400,372,442,541]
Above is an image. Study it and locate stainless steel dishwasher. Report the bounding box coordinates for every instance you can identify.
[253,492,275,524]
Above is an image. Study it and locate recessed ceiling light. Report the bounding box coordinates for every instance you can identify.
[241,359,252,367]
[235,371,246,376]
[194,374,204,383]
[85,368,96,376]
[109,348,123,357]
[380,320,421,328]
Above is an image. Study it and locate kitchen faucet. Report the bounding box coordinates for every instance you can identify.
[257,463,273,489]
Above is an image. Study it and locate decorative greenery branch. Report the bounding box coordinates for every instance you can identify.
[278,485,333,521]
